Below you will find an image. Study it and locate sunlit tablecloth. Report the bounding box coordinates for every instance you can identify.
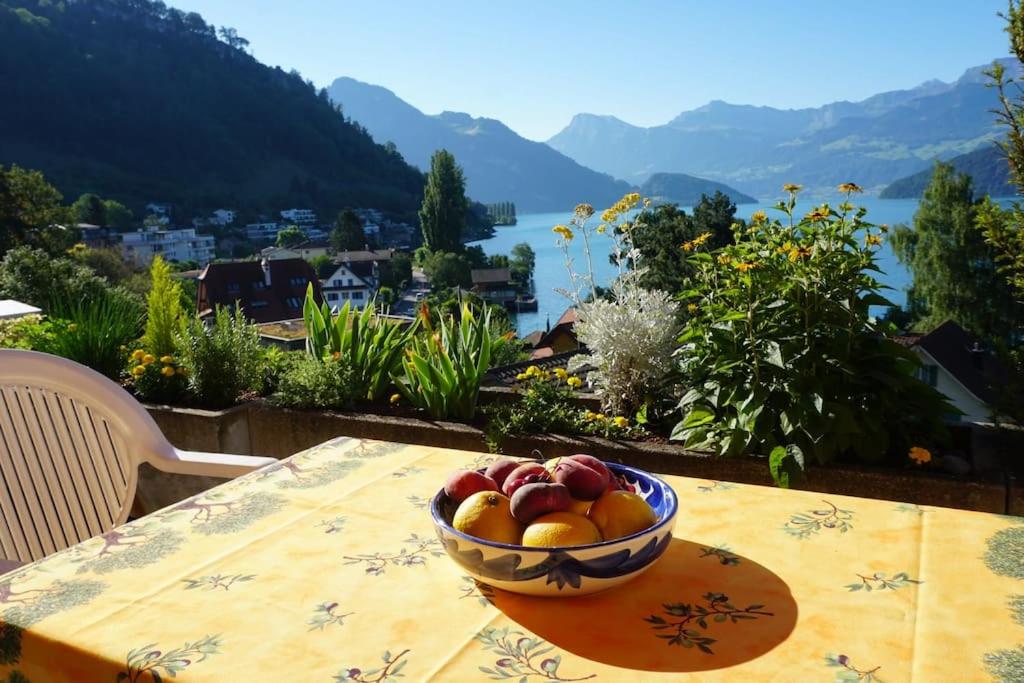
[0,437,1021,681]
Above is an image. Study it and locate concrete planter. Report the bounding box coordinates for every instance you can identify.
[142,401,1017,516]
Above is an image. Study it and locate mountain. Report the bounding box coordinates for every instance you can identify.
[548,60,1020,197]
[0,0,425,220]
[880,145,1015,198]
[328,77,633,212]
[639,172,756,206]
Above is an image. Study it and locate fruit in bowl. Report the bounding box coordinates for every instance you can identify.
[431,455,678,596]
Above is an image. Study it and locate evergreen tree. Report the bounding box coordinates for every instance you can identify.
[890,162,1020,343]
[0,165,74,257]
[418,150,467,252]
[103,200,133,230]
[330,208,365,252]
[72,193,106,225]
[275,224,305,247]
[142,255,185,357]
[510,242,535,285]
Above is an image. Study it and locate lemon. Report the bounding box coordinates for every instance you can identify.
[567,497,592,516]
[452,491,523,545]
[587,491,658,540]
[522,512,602,547]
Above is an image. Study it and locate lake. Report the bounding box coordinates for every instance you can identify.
[469,196,922,335]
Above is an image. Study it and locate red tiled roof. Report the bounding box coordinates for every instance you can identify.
[197,259,322,323]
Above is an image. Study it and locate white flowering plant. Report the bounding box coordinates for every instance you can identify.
[553,195,681,417]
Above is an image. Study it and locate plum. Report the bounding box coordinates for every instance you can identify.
[444,469,498,504]
[484,458,521,489]
[501,463,551,498]
[552,457,611,501]
[510,482,571,524]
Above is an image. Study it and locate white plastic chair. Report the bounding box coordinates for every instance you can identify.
[0,349,277,567]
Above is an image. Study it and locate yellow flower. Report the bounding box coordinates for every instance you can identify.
[566,376,582,389]
[390,393,401,406]
[734,261,756,273]
[526,365,541,377]
[131,349,145,361]
[177,367,188,376]
[788,246,812,262]
[596,224,607,234]
[687,303,698,314]
[515,372,528,381]
[717,254,732,266]
[141,354,156,365]
[131,365,146,377]
[584,410,598,422]
[554,368,568,380]
[595,413,606,421]
[332,351,341,361]
[612,416,629,428]
[751,210,767,224]
[574,203,594,219]
[838,182,863,194]
[552,224,575,241]
[160,355,174,364]
[160,366,176,377]
[783,183,803,193]
[67,323,77,332]
[643,198,652,208]
[692,232,712,247]
[806,206,830,222]
[681,241,694,252]
[908,446,932,465]
[865,234,883,247]
[624,193,641,208]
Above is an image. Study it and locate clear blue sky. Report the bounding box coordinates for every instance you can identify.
[180,0,1010,141]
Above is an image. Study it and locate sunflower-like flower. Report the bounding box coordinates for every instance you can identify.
[718,254,732,266]
[909,446,932,465]
[687,303,698,314]
[865,234,883,247]
[783,183,803,194]
[751,210,768,224]
[566,376,583,389]
[734,261,757,273]
[788,246,812,262]
[552,224,575,241]
[838,182,863,194]
[574,203,594,219]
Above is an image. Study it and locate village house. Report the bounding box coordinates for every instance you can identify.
[470,268,516,307]
[196,258,322,324]
[321,249,393,308]
[119,225,215,266]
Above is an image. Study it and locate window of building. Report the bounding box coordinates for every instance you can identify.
[327,293,338,301]
[332,279,342,287]
[289,277,307,287]
[227,283,240,295]
[347,278,354,286]
[286,297,301,309]
[352,291,364,300]
[250,300,268,308]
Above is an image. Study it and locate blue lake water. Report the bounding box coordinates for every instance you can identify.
[469,197,923,334]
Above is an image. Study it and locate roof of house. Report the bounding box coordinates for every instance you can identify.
[533,307,579,352]
[197,258,322,324]
[521,330,545,348]
[897,320,1009,406]
[334,249,393,264]
[471,268,511,285]
[0,300,41,320]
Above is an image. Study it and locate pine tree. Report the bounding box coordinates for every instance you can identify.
[890,162,1020,343]
[330,208,365,252]
[142,255,185,357]
[418,150,467,252]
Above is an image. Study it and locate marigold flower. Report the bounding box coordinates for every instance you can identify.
[574,203,595,219]
[783,183,803,193]
[865,234,883,247]
[515,372,528,381]
[390,393,401,406]
[160,366,176,377]
[160,355,174,364]
[687,303,699,314]
[612,416,629,428]
[584,410,599,422]
[554,367,568,380]
[908,446,932,465]
[131,349,145,361]
[131,365,146,377]
[142,354,156,365]
[838,182,863,194]
[566,376,582,389]
[552,224,575,241]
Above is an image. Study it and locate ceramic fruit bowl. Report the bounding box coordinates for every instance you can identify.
[431,462,677,596]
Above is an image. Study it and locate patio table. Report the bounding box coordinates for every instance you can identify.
[0,437,1021,682]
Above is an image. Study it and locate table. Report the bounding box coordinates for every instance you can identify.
[0,437,1021,682]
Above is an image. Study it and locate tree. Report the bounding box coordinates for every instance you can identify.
[692,191,741,247]
[422,250,471,290]
[142,256,185,357]
[103,200,133,230]
[418,150,467,252]
[276,224,305,247]
[71,246,134,283]
[0,165,74,257]
[379,252,412,290]
[308,254,335,279]
[72,193,106,225]
[330,208,365,252]
[509,243,535,285]
[0,246,110,308]
[890,162,1021,344]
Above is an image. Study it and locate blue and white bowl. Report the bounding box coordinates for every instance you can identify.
[431,462,678,596]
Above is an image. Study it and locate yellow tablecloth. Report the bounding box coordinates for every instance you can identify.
[0,437,1021,682]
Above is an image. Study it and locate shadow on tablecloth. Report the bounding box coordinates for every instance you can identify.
[488,537,797,673]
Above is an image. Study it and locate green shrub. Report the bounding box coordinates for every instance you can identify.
[259,345,292,395]
[271,355,356,410]
[142,256,185,357]
[36,294,144,379]
[672,185,953,477]
[127,348,188,404]
[302,284,416,401]
[177,307,263,408]
[394,300,509,420]
[0,314,46,349]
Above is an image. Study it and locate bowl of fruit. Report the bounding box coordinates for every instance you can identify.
[431,454,678,596]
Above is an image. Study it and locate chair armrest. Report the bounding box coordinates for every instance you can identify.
[151,449,278,479]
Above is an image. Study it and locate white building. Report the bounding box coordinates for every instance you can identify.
[280,209,317,226]
[321,263,373,308]
[119,226,216,266]
[211,209,236,226]
[245,222,280,241]
[146,202,172,217]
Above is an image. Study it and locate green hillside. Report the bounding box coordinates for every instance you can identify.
[640,172,757,205]
[879,145,1015,198]
[0,0,425,220]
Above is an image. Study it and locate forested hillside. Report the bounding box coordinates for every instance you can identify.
[0,0,425,220]
[880,145,1014,198]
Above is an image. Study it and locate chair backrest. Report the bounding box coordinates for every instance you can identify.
[0,350,177,562]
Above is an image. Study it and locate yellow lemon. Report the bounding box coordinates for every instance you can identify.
[587,491,658,541]
[522,512,602,548]
[452,491,522,545]
[567,498,592,516]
